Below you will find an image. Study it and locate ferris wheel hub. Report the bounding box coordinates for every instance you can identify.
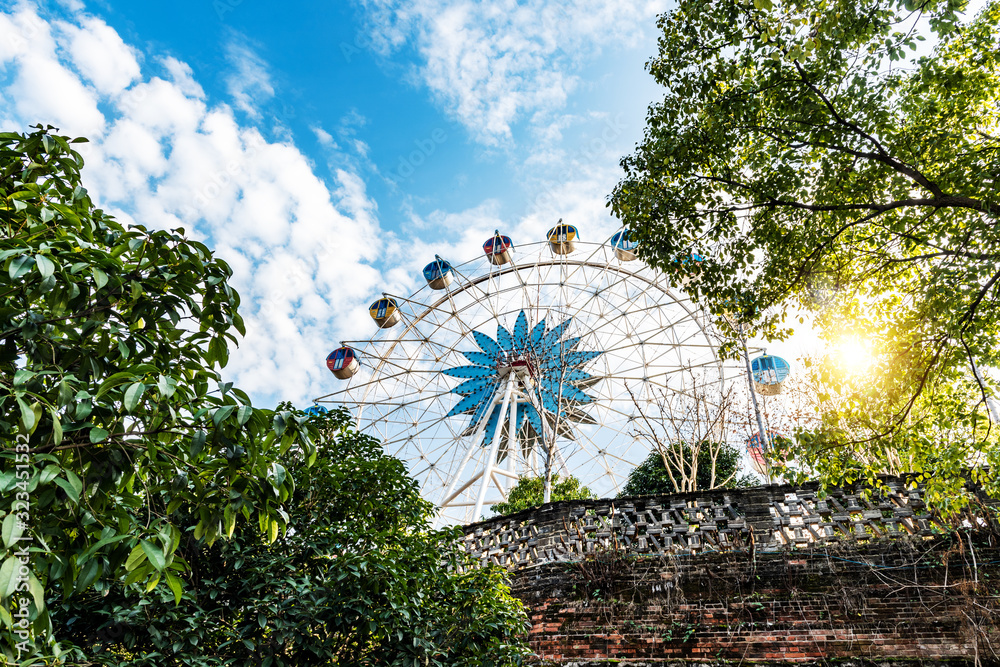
[497,357,534,381]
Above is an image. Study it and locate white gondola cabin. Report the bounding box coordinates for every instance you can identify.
[327,346,360,380]
[369,296,401,328]
[483,231,513,265]
[547,220,578,254]
[423,256,454,290]
[610,229,638,261]
[750,354,791,395]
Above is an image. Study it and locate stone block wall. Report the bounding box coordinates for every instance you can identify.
[512,537,1000,665]
[463,478,1000,665]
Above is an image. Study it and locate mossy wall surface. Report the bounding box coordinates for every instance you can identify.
[511,536,1000,665]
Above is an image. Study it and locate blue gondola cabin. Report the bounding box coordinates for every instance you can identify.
[547,221,578,254]
[327,346,360,380]
[610,229,638,261]
[750,354,791,395]
[483,231,513,265]
[369,297,401,328]
[423,256,454,290]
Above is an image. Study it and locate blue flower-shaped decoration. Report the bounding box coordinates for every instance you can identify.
[443,310,603,456]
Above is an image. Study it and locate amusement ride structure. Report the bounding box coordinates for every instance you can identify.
[316,225,789,524]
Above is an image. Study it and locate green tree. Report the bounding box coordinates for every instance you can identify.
[610,0,1000,504]
[620,443,758,497]
[490,475,596,516]
[54,408,530,666]
[0,126,316,659]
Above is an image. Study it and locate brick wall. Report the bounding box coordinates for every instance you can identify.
[510,535,1000,665]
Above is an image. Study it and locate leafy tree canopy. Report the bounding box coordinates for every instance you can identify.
[620,443,757,497]
[0,126,318,658]
[490,475,596,516]
[54,408,530,666]
[611,0,1000,502]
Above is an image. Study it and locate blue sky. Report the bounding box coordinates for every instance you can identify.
[0,0,671,407]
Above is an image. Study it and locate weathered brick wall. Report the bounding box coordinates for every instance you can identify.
[510,535,1000,665]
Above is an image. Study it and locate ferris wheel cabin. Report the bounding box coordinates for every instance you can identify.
[750,354,791,395]
[327,346,360,380]
[304,404,328,417]
[610,229,638,261]
[369,296,401,328]
[483,231,514,265]
[547,221,578,254]
[423,256,454,290]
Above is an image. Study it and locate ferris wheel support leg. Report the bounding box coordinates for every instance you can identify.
[505,396,519,493]
[437,395,501,516]
[474,377,515,520]
[438,469,484,511]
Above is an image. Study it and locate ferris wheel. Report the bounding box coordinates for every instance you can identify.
[316,225,739,525]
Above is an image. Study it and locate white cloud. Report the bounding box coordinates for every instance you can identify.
[224,38,275,119]
[61,16,141,95]
[311,125,336,148]
[0,4,386,408]
[0,7,105,138]
[358,0,667,145]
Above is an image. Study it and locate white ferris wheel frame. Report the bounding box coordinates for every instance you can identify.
[316,238,743,525]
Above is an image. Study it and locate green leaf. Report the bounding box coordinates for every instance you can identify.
[12,369,35,386]
[92,266,108,289]
[0,556,19,598]
[271,464,286,487]
[140,540,166,571]
[40,465,61,485]
[34,253,55,278]
[78,534,130,563]
[9,254,34,280]
[1,514,23,550]
[75,558,100,593]
[157,374,177,398]
[124,382,146,412]
[27,571,44,609]
[125,545,147,572]
[165,571,183,604]
[190,430,207,458]
[49,407,63,446]
[96,371,135,398]
[16,397,36,432]
[64,469,83,501]
[213,404,235,426]
[89,426,110,444]
[55,476,80,503]
[236,405,252,426]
